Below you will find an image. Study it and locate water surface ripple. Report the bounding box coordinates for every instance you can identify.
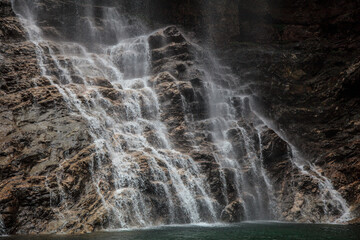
[2,222,359,240]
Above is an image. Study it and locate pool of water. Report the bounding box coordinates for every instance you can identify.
[1,222,359,240]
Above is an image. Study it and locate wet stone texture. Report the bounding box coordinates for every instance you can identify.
[196,0,360,224]
[0,0,105,234]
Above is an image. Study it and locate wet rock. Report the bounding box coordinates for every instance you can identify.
[220,199,245,222]
[260,129,289,168]
[148,26,186,50]
[0,0,26,42]
[90,78,113,88]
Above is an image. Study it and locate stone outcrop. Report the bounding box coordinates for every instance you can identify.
[260,128,344,223]
[216,14,360,225]
[142,0,360,224]
[167,0,360,224]
[253,45,360,224]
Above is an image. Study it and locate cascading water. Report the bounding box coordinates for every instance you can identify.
[289,148,351,223]
[11,0,217,229]
[250,109,352,223]
[9,0,351,232]
[179,46,279,220]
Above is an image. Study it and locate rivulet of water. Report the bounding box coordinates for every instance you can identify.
[184,46,278,220]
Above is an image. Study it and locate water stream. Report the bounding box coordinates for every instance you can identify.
[8,0,351,232]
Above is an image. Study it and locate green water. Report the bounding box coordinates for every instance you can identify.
[1,222,359,240]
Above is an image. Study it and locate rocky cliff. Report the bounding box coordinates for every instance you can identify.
[147,0,360,224]
[0,0,359,235]
[217,0,360,224]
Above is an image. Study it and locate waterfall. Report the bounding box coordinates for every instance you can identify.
[9,0,351,232]
[11,0,217,229]
[182,46,278,220]
[250,107,352,223]
[288,148,351,223]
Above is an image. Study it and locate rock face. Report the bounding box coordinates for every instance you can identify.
[155,0,360,224]
[212,0,360,224]
[0,0,104,234]
[0,0,359,235]
[251,47,360,223]
[140,0,360,46]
